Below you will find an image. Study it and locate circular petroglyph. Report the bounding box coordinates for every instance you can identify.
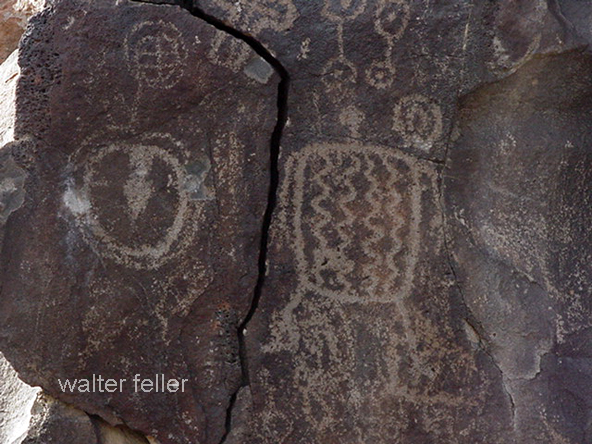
[365,60,396,89]
[375,0,410,39]
[322,57,358,91]
[393,95,443,153]
[66,134,205,269]
[251,0,299,32]
[124,20,188,89]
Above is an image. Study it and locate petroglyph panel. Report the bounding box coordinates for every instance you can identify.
[0,0,280,442]
[124,20,188,89]
[286,143,421,303]
[65,133,210,269]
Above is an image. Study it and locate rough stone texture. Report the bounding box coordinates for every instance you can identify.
[15,391,152,444]
[1,352,150,444]
[0,353,39,444]
[0,1,278,443]
[1,0,592,443]
[444,51,592,442]
[21,394,99,444]
[0,0,44,63]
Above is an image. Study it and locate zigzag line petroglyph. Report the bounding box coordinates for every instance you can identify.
[292,143,421,303]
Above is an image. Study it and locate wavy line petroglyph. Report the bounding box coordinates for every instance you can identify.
[255,143,488,440]
[264,142,422,360]
[291,143,421,303]
[264,143,423,393]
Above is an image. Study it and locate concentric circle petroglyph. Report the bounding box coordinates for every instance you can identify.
[124,20,188,89]
[393,95,443,153]
[65,134,204,269]
[365,60,396,89]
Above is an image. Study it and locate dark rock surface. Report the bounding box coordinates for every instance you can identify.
[183,0,586,442]
[1,0,591,443]
[445,50,592,442]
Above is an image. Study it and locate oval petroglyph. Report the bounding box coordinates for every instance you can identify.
[210,0,298,33]
[207,29,252,73]
[375,0,410,40]
[65,133,208,269]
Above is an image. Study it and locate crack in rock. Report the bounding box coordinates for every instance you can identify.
[129,1,289,441]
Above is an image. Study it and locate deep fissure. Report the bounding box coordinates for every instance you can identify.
[130,1,289,442]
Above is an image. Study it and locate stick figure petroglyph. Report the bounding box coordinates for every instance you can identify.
[365,0,410,89]
[321,0,367,89]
